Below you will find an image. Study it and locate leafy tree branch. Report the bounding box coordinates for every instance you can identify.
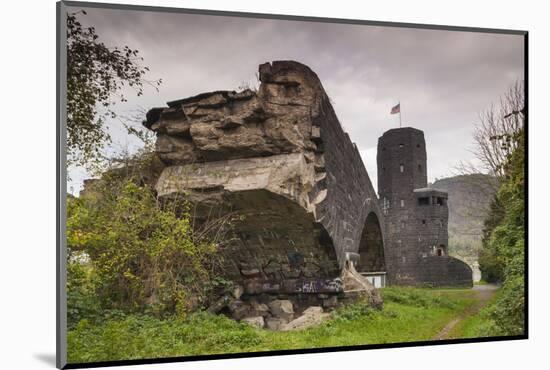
[66,10,161,169]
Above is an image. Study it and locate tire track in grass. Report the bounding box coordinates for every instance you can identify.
[433,284,498,340]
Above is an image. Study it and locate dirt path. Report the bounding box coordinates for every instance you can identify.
[433,284,498,340]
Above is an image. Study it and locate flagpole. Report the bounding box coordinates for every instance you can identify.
[399,101,402,128]
[391,101,402,127]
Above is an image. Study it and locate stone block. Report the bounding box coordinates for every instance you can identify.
[281,306,330,331]
[242,316,265,329]
[232,285,244,299]
[302,306,323,315]
[228,300,250,320]
[250,301,270,317]
[268,299,294,321]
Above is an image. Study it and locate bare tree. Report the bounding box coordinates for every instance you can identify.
[447,80,525,264]
[473,80,525,179]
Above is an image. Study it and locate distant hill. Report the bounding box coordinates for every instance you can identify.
[430,174,498,280]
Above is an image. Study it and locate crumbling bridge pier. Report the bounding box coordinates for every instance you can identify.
[145,60,471,303]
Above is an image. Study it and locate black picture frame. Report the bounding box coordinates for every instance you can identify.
[56,1,528,368]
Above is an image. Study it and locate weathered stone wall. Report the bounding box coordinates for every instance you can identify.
[310,87,386,269]
[394,256,473,287]
[145,61,384,287]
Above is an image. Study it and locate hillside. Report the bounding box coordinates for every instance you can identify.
[430,174,497,280]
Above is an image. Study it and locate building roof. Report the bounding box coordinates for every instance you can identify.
[413,187,448,197]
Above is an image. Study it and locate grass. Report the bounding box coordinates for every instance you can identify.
[446,288,500,339]
[67,287,479,364]
[474,279,489,286]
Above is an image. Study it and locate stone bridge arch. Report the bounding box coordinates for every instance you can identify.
[146,60,388,287]
[356,211,386,273]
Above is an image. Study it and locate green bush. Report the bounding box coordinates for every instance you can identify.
[67,175,226,324]
[478,244,504,283]
[477,129,525,336]
[67,258,102,329]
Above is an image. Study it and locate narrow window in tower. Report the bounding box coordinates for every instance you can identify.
[400,199,405,207]
[400,164,404,173]
[416,144,420,148]
[382,197,390,214]
[422,219,426,225]
[418,164,422,172]
[418,197,430,206]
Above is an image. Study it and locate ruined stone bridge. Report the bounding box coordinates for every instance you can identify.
[145,60,472,290]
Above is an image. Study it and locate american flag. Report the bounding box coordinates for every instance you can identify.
[390,103,400,114]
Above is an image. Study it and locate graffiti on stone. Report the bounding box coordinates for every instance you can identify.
[243,278,343,295]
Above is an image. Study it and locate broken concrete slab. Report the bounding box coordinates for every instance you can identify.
[281,306,330,331]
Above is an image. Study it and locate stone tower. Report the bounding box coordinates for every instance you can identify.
[377,127,471,286]
[377,127,428,209]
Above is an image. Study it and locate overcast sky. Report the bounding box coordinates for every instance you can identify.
[67,5,524,195]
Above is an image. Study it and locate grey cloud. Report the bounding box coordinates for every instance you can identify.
[67,5,524,194]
